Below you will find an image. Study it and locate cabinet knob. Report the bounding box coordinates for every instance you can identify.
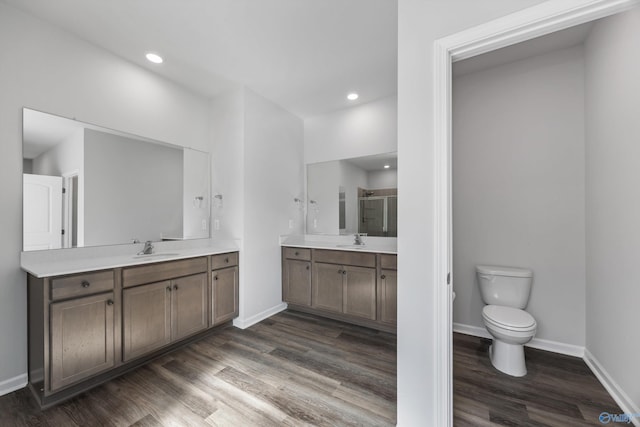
[173,284,179,290]
[106,300,114,306]
[337,269,343,274]
[306,265,310,270]
[381,274,386,279]
[342,270,347,275]
[214,276,218,281]
[166,286,172,292]
[225,257,229,263]
[81,280,90,288]
[294,251,299,256]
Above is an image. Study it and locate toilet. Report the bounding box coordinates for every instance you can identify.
[476,265,537,377]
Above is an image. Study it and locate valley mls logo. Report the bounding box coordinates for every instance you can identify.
[599,411,640,424]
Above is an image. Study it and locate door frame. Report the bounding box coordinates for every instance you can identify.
[432,0,639,425]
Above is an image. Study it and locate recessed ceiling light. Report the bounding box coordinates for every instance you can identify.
[146,53,163,64]
[347,92,359,101]
[384,164,390,169]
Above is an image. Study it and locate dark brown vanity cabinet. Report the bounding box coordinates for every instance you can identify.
[379,254,398,326]
[211,252,239,325]
[27,251,239,408]
[122,258,209,362]
[282,247,312,306]
[282,247,396,332]
[28,270,119,395]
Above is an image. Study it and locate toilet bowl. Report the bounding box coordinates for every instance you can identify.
[476,265,537,377]
[482,305,536,377]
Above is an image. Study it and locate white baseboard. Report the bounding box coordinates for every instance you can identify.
[233,302,287,329]
[0,373,27,397]
[584,349,640,427]
[453,322,585,357]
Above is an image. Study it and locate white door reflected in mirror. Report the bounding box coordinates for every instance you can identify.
[23,173,63,251]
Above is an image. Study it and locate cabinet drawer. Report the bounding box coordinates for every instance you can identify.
[313,249,376,268]
[123,257,208,288]
[380,254,397,270]
[283,247,311,261]
[51,270,114,301]
[211,252,239,270]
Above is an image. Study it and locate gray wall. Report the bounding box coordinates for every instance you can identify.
[585,8,640,411]
[0,3,210,392]
[452,45,587,346]
[84,129,183,246]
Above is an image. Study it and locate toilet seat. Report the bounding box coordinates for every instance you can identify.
[482,305,536,332]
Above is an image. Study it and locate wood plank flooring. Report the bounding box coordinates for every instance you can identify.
[453,332,623,426]
[0,310,397,427]
[0,311,624,426]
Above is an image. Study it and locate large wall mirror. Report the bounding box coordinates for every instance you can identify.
[22,108,210,251]
[307,152,397,237]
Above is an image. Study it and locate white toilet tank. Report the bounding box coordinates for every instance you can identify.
[476,265,533,309]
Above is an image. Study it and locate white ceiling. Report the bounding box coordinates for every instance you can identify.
[4,0,398,119]
[346,152,397,171]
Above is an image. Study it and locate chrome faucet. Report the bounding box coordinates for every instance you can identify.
[354,233,365,245]
[138,240,154,255]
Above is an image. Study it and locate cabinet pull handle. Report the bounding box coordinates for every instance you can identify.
[381,274,386,279]
[214,276,218,281]
[174,284,179,290]
[81,280,90,288]
[106,300,114,306]
[166,286,172,292]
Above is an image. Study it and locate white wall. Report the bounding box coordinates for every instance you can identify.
[210,89,245,242]
[452,45,586,346]
[241,89,305,324]
[367,169,398,189]
[307,160,340,234]
[305,95,397,164]
[210,87,305,326]
[397,0,545,424]
[84,129,184,245]
[0,3,210,393]
[585,7,640,412]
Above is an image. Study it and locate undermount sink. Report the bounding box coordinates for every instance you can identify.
[131,252,180,260]
[335,244,367,249]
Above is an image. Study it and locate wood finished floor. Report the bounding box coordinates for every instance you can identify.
[0,311,397,427]
[453,333,623,426]
[0,312,624,427]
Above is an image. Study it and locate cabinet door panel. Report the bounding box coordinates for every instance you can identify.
[313,262,343,313]
[50,292,115,391]
[172,273,208,341]
[343,266,377,320]
[379,269,397,325]
[212,266,239,325]
[123,281,171,361]
[283,259,311,306]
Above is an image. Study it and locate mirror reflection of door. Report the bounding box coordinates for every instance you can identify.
[23,173,63,251]
[360,198,385,236]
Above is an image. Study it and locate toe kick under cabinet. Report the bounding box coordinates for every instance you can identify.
[282,247,397,332]
[27,252,239,408]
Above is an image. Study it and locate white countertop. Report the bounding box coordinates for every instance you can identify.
[280,234,397,254]
[21,239,240,278]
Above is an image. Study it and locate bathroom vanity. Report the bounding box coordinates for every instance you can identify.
[281,238,397,332]
[24,248,239,408]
